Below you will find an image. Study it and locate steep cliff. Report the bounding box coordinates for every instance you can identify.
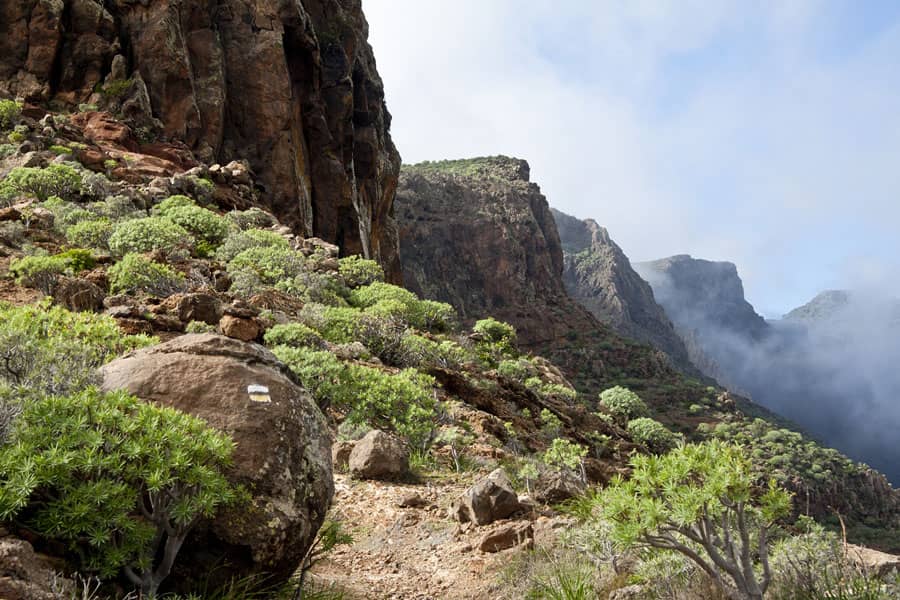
[0,0,401,278]
[552,208,700,377]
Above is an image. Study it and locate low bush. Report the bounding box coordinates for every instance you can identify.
[65,218,114,250]
[299,304,362,344]
[472,317,517,360]
[626,417,680,453]
[0,300,155,396]
[543,438,588,481]
[151,194,196,215]
[216,228,290,262]
[263,323,324,349]
[108,253,185,295]
[0,100,21,129]
[0,387,239,596]
[227,245,307,290]
[185,320,216,334]
[108,217,194,257]
[162,204,231,247]
[338,255,385,288]
[226,207,275,230]
[598,386,649,423]
[9,249,95,294]
[273,346,437,448]
[0,164,83,202]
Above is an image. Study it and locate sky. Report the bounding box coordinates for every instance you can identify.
[364,0,900,317]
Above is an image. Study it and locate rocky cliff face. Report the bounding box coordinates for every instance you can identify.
[0,0,401,279]
[634,255,769,341]
[396,157,685,391]
[552,209,700,377]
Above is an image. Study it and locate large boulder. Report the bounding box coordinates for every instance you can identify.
[99,334,333,587]
[453,468,523,526]
[0,536,74,600]
[348,430,409,481]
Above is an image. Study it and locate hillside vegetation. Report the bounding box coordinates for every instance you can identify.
[0,109,897,598]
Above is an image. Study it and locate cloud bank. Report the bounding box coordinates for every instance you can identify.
[365,0,900,316]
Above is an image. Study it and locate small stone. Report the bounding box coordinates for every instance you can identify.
[219,314,260,341]
[397,493,428,509]
[332,440,355,472]
[478,521,533,553]
[452,468,522,526]
[348,430,409,481]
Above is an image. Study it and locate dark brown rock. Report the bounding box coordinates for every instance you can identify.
[0,0,402,280]
[397,492,429,509]
[533,471,586,505]
[348,430,409,481]
[219,314,260,342]
[331,440,355,473]
[51,276,104,312]
[478,521,533,553]
[99,334,333,587]
[161,292,223,325]
[0,536,74,600]
[453,468,522,526]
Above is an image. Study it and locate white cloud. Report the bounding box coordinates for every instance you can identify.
[365,0,900,312]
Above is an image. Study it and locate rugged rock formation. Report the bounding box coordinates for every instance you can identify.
[633,255,769,342]
[0,536,73,600]
[0,0,401,278]
[397,157,697,392]
[100,334,333,588]
[552,208,700,377]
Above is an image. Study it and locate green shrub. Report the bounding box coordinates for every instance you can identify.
[263,323,324,349]
[597,441,792,600]
[9,255,70,293]
[49,144,73,155]
[0,100,21,129]
[0,144,15,159]
[151,194,196,215]
[0,387,239,596]
[9,249,94,294]
[161,204,230,246]
[185,320,216,334]
[0,300,155,396]
[526,377,578,401]
[598,386,649,423]
[497,358,530,382]
[396,333,469,370]
[65,218,114,249]
[276,271,350,306]
[274,346,437,447]
[299,304,362,344]
[472,317,517,359]
[226,207,275,230]
[626,417,680,453]
[215,228,289,262]
[350,282,419,311]
[338,255,385,288]
[108,253,185,295]
[0,164,83,202]
[416,299,457,332]
[108,217,193,257]
[542,438,588,480]
[227,246,307,289]
[56,206,97,229]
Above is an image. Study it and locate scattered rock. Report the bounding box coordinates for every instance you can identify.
[453,468,523,526]
[349,430,409,481]
[332,440,355,473]
[533,471,586,505]
[397,493,429,509]
[478,521,533,553]
[219,314,260,341]
[51,276,104,312]
[0,536,74,600]
[609,584,645,600]
[303,237,340,258]
[161,292,223,325]
[846,544,900,577]
[99,334,333,588]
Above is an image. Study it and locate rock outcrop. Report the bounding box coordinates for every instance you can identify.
[634,255,769,342]
[397,157,680,391]
[552,209,701,377]
[453,468,523,526]
[99,334,333,588]
[0,0,401,279]
[0,536,73,600]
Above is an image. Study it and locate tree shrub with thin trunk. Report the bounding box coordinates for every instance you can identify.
[596,440,792,600]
